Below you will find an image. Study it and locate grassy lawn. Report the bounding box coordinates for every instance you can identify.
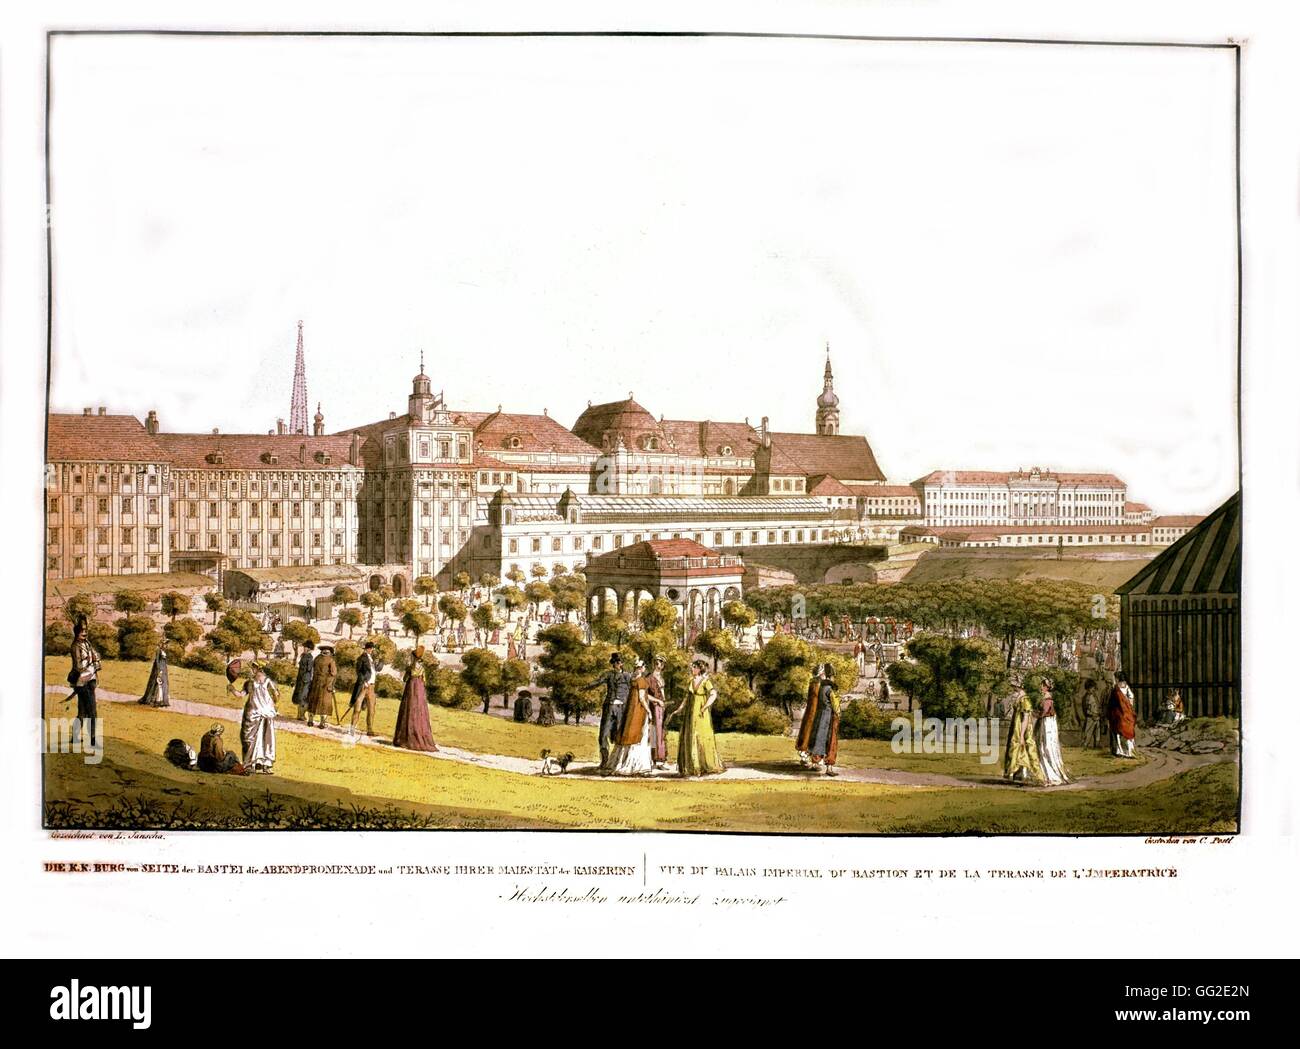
[40,692,1238,834]
[44,658,1137,780]
[906,553,1160,589]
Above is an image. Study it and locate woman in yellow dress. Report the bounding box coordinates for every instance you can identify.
[1003,687,1043,785]
[675,659,725,777]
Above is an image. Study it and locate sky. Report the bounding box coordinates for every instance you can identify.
[48,34,1239,514]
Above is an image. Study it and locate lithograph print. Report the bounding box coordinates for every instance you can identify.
[40,33,1241,834]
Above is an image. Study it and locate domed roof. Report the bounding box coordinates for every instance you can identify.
[817,388,839,408]
[571,396,668,450]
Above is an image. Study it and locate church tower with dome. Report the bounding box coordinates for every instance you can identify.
[815,347,841,436]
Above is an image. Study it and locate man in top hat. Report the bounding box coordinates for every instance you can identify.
[347,640,380,736]
[291,638,315,722]
[595,652,633,770]
[68,620,101,746]
[305,644,337,728]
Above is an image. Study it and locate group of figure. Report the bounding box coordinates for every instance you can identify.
[595,653,725,777]
[1004,678,1072,786]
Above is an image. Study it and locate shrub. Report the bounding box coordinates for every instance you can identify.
[711,673,787,735]
[87,622,120,660]
[117,615,160,661]
[427,664,476,709]
[374,673,403,699]
[334,667,357,693]
[838,699,903,741]
[334,641,361,668]
[185,645,228,675]
[264,659,299,687]
[162,641,188,665]
[45,621,73,657]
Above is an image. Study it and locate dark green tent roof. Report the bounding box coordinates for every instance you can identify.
[1116,492,1240,597]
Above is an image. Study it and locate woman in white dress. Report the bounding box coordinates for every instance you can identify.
[609,660,655,777]
[240,662,280,774]
[1034,679,1070,786]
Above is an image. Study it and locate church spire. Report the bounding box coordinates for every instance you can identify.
[815,343,840,435]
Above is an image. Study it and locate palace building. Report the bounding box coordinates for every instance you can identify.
[45,353,923,592]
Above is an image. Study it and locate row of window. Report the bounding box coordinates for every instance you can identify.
[175,478,347,497]
[48,554,161,573]
[49,527,162,546]
[504,527,841,557]
[172,531,349,551]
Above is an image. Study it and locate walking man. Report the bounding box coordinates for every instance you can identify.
[68,620,101,747]
[347,640,380,736]
[1079,679,1102,749]
[595,653,633,771]
[291,639,315,722]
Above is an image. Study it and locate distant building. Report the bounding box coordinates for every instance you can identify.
[1151,514,1206,546]
[912,467,1127,527]
[902,523,1153,549]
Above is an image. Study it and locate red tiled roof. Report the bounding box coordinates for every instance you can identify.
[570,398,661,449]
[1151,515,1206,528]
[766,432,885,482]
[47,414,166,463]
[919,524,1151,540]
[1125,502,1152,512]
[807,475,857,497]
[155,432,357,471]
[586,539,742,579]
[459,409,601,456]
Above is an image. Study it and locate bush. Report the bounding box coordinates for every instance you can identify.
[117,615,160,661]
[87,622,120,660]
[185,645,228,675]
[374,673,403,699]
[334,667,356,693]
[427,665,477,709]
[162,641,188,665]
[45,621,73,657]
[711,673,788,735]
[334,641,361,668]
[838,699,903,741]
[263,659,299,687]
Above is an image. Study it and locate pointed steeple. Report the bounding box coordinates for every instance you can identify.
[815,343,841,435]
[289,320,308,435]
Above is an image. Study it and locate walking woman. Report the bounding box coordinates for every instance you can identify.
[675,659,725,777]
[392,646,438,752]
[1003,684,1043,785]
[1034,679,1070,785]
[138,645,171,708]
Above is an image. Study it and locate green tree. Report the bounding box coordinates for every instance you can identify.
[550,563,569,579]
[63,594,96,626]
[117,615,161,661]
[361,634,398,669]
[438,594,468,628]
[722,600,756,638]
[163,616,204,652]
[479,572,500,592]
[711,673,787,735]
[160,591,191,621]
[886,633,1010,719]
[751,632,818,719]
[497,657,532,709]
[214,609,271,658]
[332,584,359,608]
[281,618,320,659]
[203,592,227,624]
[589,611,629,646]
[338,607,363,639]
[460,647,503,713]
[529,562,548,579]
[505,565,526,586]
[693,627,736,672]
[536,623,609,725]
[414,575,439,609]
[497,586,528,622]
[401,609,435,648]
[551,584,583,622]
[453,571,472,593]
[638,597,678,633]
[45,621,73,656]
[360,590,386,630]
[471,603,500,643]
[392,598,421,620]
[205,628,244,659]
[113,590,147,614]
[87,621,120,660]
[524,580,553,616]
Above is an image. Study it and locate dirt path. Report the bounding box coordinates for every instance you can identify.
[48,685,1231,791]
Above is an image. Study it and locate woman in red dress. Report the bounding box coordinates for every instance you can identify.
[393,647,438,752]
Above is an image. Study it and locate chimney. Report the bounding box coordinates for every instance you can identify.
[760,416,771,448]
[389,411,396,420]
[212,427,219,435]
[145,410,159,434]
[349,432,361,466]
[83,407,92,416]
[299,443,307,463]
[98,406,107,416]
[276,418,286,435]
